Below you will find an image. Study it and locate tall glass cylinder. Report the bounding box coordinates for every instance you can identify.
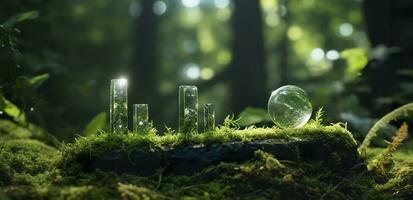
[179,85,198,134]
[110,79,128,134]
[133,104,149,133]
[203,103,215,132]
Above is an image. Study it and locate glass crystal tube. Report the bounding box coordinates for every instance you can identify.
[133,104,149,133]
[110,79,128,134]
[179,85,198,134]
[203,103,215,132]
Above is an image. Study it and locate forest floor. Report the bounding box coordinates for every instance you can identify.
[0,119,412,200]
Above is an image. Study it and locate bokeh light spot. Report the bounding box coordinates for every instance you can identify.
[214,0,230,9]
[310,48,325,61]
[288,26,303,40]
[265,13,279,27]
[326,50,340,60]
[338,23,353,37]
[185,63,200,79]
[181,0,200,8]
[153,1,167,15]
[217,50,231,65]
[201,68,215,80]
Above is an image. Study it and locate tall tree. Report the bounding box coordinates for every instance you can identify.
[359,0,413,116]
[230,0,267,114]
[277,0,290,85]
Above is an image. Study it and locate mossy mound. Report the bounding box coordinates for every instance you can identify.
[0,150,398,199]
[0,122,412,199]
[0,119,60,147]
[0,139,60,186]
[60,123,361,174]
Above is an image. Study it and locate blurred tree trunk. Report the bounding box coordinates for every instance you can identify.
[278,0,289,85]
[230,0,267,115]
[359,0,413,117]
[129,0,160,128]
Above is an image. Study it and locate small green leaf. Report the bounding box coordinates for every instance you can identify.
[238,107,271,126]
[29,73,49,88]
[83,112,107,136]
[3,11,39,27]
[0,95,26,124]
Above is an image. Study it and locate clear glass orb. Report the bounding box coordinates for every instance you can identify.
[268,85,312,128]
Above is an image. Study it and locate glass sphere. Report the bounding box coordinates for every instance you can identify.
[268,85,312,128]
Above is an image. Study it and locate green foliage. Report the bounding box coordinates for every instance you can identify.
[0,24,19,85]
[359,102,413,153]
[369,123,409,181]
[83,112,106,137]
[237,107,271,127]
[0,95,26,124]
[311,107,324,125]
[341,48,368,79]
[2,11,39,28]
[28,73,50,89]
[221,114,241,129]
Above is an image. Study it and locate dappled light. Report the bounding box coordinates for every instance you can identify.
[1,0,413,199]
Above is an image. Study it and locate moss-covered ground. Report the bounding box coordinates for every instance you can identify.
[0,121,412,199]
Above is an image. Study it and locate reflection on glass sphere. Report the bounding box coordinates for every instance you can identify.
[268,85,312,128]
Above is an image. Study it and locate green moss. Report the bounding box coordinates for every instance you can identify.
[0,120,33,140]
[118,183,165,200]
[0,185,114,200]
[1,122,411,199]
[0,139,60,185]
[0,148,402,199]
[59,122,357,170]
[3,139,59,173]
[367,146,413,198]
[0,119,60,147]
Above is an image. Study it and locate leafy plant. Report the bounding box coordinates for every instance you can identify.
[341,48,368,79]
[0,94,26,125]
[222,114,240,129]
[359,102,413,153]
[2,11,39,28]
[83,112,107,137]
[369,122,409,180]
[312,107,324,125]
[237,107,271,127]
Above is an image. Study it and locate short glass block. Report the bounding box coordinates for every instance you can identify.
[133,104,149,133]
[110,79,128,134]
[179,85,198,134]
[203,103,215,132]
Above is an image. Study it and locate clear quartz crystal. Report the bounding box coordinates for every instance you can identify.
[179,85,198,134]
[203,103,215,132]
[133,104,149,134]
[267,85,312,128]
[110,79,128,134]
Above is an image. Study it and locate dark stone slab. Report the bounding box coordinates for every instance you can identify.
[86,139,365,176]
[87,149,161,176]
[164,140,300,175]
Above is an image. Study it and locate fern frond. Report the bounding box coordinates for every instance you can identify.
[358,102,413,153]
[369,122,408,174]
[382,122,408,157]
[314,107,324,125]
[222,114,240,129]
